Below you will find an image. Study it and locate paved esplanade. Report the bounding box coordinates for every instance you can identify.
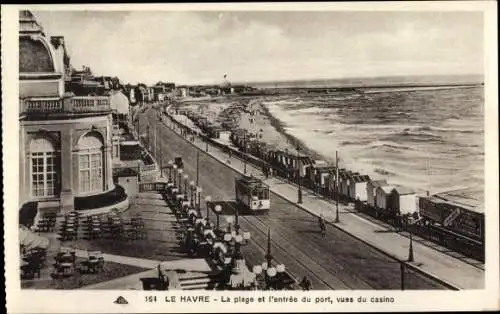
[141,107,483,289]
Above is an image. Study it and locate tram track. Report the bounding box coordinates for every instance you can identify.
[224,202,342,290]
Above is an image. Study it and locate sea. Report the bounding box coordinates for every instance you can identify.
[257,75,484,207]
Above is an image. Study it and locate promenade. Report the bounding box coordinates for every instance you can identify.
[156,106,484,290]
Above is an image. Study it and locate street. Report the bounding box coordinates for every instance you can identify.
[139,108,446,290]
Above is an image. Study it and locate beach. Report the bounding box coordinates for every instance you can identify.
[174,84,484,207]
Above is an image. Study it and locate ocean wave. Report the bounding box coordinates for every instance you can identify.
[366,141,412,151]
[396,128,443,142]
[415,125,479,134]
[374,168,396,176]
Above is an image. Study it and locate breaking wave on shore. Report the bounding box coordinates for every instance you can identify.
[261,86,484,204]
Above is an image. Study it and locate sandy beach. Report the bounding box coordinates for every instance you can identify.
[175,95,329,162]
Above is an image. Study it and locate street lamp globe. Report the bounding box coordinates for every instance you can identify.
[168,160,173,166]
[243,232,251,240]
[226,216,233,224]
[205,195,212,202]
[189,181,195,187]
[183,174,188,180]
[214,204,222,213]
[223,233,232,242]
[276,264,286,273]
[235,234,243,243]
[253,265,262,275]
[231,231,237,238]
[261,262,268,270]
[267,267,277,277]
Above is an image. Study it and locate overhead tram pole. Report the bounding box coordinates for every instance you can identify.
[159,124,163,177]
[335,150,340,223]
[243,132,247,175]
[196,150,200,187]
[297,145,303,204]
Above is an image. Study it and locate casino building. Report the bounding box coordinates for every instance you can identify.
[18,10,128,217]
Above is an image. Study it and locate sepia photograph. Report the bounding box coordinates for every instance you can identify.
[3,2,498,313]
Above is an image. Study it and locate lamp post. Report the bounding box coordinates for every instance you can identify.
[334,151,340,223]
[297,146,303,204]
[197,187,203,214]
[214,204,222,231]
[205,196,212,219]
[167,160,173,182]
[178,169,183,193]
[234,204,240,233]
[243,132,247,175]
[196,150,199,186]
[265,228,272,267]
[173,164,178,185]
[407,216,415,262]
[189,181,195,207]
[183,174,189,197]
[226,216,233,233]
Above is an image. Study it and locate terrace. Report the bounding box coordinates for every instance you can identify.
[21,96,111,115]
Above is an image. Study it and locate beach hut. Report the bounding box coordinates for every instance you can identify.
[391,186,418,215]
[349,175,371,202]
[375,185,396,210]
[366,179,388,207]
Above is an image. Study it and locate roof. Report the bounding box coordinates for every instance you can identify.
[433,189,483,213]
[110,91,130,114]
[377,185,396,194]
[114,167,138,177]
[368,179,388,188]
[392,186,416,195]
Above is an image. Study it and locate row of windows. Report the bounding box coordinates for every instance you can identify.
[29,133,105,198]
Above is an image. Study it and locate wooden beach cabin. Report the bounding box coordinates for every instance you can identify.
[375,185,396,211]
[391,186,418,215]
[366,179,388,207]
[348,175,371,202]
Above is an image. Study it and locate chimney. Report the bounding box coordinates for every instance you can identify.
[51,36,64,49]
[426,190,430,197]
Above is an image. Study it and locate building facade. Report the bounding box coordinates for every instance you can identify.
[19,11,126,214]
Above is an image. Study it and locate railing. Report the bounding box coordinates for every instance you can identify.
[22,96,111,114]
[139,182,169,193]
[70,96,111,112]
[22,97,63,113]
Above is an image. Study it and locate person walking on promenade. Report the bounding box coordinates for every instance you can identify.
[299,276,312,290]
[318,214,326,238]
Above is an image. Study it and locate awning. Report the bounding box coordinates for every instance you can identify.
[19,227,49,250]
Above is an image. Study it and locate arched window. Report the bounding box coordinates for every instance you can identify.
[78,132,104,194]
[30,136,58,197]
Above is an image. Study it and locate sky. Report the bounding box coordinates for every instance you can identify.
[32,10,484,85]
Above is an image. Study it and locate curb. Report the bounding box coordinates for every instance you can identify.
[159,108,463,290]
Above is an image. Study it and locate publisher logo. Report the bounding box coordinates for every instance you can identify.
[114,296,129,305]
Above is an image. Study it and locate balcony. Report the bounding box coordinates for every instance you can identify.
[21,96,111,115]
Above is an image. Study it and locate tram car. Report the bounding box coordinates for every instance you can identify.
[235,176,270,211]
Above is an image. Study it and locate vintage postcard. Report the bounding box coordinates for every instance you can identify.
[2,2,499,313]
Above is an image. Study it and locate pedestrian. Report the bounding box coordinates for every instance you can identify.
[300,276,312,291]
[318,214,326,238]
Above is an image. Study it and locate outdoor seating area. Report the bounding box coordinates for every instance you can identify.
[20,247,47,280]
[52,249,105,278]
[34,212,57,233]
[57,210,146,242]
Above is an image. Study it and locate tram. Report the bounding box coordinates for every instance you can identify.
[235,176,270,211]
